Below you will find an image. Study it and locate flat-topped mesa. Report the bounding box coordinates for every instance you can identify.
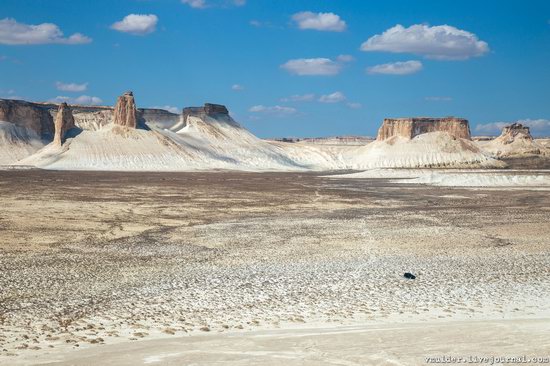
[53,103,75,145]
[113,91,138,128]
[498,123,533,144]
[377,117,471,141]
[181,103,229,122]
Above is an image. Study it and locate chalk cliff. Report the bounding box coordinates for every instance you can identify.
[482,123,549,157]
[377,117,471,141]
[0,98,178,134]
[113,91,138,129]
[182,103,229,122]
[53,103,76,145]
[0,99,54,139]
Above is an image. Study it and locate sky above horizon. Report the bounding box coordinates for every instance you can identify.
[1,0,549,137]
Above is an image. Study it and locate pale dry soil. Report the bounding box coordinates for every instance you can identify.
[0,170,549,365]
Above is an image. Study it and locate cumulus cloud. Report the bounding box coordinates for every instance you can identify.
[181,0,207,8]
[346,102,362,109]
[111,14,158,35]
[292,11,346,32]
[367,60,423,75]
[280,94,316,102]
[152,105,180,114]
[336,54,354,62]
[360,24,489,60]
[0,18,91,45]
[475,119,550,136]
[319,91,346,103]
[55,81,88,92]
[281,58,342,76]
[231,84,244,91]
[50,95,103,106]
[425,96,452,102]
[249,105,297,116]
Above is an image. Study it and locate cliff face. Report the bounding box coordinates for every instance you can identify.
[0,99,55,139]
[482,123,548,158]
[496,123,532,144]
[182,103,229,122]
[113,91,138,128]
[139,109,179,129]
[377,117,471,141]
[0,98,178,135]
[53,103,76,145]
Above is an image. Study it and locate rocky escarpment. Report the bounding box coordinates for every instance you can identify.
[176,103,236,131]
[71,106,113,131]
[53,103,76,145]
[377,117,471,141]
[271,136,374,146]
[0,121,45,165]
[182,103,229,121]
[495,123,533,145]
[0,99,54,139]
[482,123,549,159]
[139,109,179,129]
[113,92,138,129]
[0,98,179,134]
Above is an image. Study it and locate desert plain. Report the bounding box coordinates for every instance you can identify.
[0,169,549,365]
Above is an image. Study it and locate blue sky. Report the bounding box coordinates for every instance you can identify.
[1,0,549,137]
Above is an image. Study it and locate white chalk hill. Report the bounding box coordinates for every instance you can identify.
[349,132,504,169]
[481,125,549,158]
[16,113,503,171]
[0,121,45,165]
[17,113,339,171]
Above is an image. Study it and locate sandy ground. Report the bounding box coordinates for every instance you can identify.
[1,170,549,365]
[330,168,550,187]
[27,319,550,366]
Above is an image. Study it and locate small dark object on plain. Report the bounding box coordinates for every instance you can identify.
[404,272,416,280]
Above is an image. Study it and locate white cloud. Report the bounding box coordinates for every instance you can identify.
[280,94,315,102]
[55,81,88,92]
[0,18,91,45]
[319,91,346,103]
[360,24,489,60]
[0,89,23,100]
[111,14,158,35]
[336,54,354,62]
[292,12,346,32]
[231,84,244,91]
[367,60,422,75]
[0,95,23,100]
[281,58,342,76]
[249,105,297,115]
[182,0,244,8]
[249,20,279,28]
[181,0,207,8]
[346,102,362,109]
[152,105,180,114]
[50,95,103,106]
[475,119,550,136]
[425,96,452,102]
